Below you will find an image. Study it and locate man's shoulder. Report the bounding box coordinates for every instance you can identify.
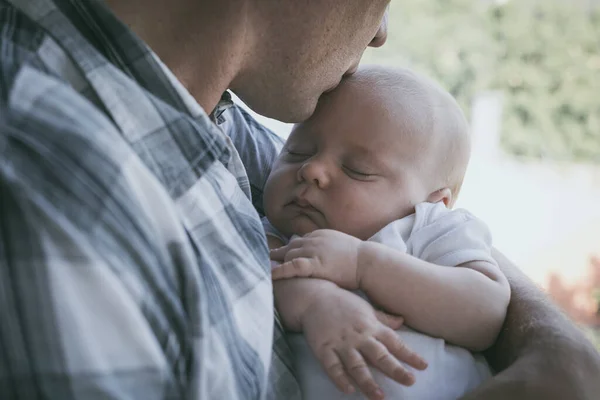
[0,5,126,166]
[0,54,138,234]
[0,1,48,100]
[2,59,128,165]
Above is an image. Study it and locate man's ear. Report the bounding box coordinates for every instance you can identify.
[426,188,453,207]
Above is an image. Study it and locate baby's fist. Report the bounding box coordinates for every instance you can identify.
[270,229,364,290]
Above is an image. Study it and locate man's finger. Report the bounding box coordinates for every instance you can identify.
[378,329,428,371]
[375,310,404,330]
[339,348,385,400]
[360,338,416,386]
[316,348,356,395]
[271,258,314,280]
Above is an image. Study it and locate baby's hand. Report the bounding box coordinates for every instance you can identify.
[301,286,427,400]
[270,229,364,290]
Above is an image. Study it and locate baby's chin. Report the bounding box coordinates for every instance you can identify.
[281,215,322,238]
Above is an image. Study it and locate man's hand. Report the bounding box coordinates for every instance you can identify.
[270,229,364,289]
[301,286,427,400]
[461,249,600,399]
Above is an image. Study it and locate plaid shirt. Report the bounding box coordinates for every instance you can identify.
[0,0,299,399]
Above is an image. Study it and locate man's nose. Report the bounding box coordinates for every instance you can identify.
[369,7,389,48]
[297,159,331,189]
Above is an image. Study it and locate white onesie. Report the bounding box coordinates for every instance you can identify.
[264,202,497,400]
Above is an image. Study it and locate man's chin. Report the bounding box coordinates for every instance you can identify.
[230,89,315,123]
[272,91,321,123]
[277,101,318,124]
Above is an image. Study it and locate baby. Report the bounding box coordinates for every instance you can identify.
[263,66,511,399]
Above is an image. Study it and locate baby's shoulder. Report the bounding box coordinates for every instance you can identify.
[413,202,479,231]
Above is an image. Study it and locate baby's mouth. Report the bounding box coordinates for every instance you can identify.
[292,197,317,210]
[285,197,326,231]
[288,197,322,216]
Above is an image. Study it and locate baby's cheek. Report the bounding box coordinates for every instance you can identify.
[329,199,370,237]
[264,170,290,205]
[345,191,392,238]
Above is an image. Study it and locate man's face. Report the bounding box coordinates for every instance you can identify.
[231,0,390,123]
[263,81,430,241]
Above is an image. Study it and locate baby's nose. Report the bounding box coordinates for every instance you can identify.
[298,160,331,188]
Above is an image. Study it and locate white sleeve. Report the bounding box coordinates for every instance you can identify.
[368,217,412,253]
[261,217,290,245]
[407,203,497,267]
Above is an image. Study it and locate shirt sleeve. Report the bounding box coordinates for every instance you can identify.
[407,202,497,267]
[219,102,285,217]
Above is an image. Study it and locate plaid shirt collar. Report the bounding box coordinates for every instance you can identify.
[24,0,233,198]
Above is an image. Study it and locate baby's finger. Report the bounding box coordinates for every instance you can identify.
[269,245,289,261]
[269,238,309,261]
[378,329,428,371]
[271,258,314,280]
[316,348,356,395]
[360,338,416,387]
[282,246,316,263]
[374,310,404,330]
[339,348,384,400]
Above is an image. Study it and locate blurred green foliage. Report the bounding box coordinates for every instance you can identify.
[363,0,600,163]
[587,328,600,352]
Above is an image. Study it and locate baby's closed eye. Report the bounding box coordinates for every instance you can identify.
[342,165,377,181]
[282,145,315,161]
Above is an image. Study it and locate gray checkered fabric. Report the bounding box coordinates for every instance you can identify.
[0,0,300,398]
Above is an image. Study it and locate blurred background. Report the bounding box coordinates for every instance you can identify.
[236,0,600,349]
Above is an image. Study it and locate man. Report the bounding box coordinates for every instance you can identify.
[0,0,598,399]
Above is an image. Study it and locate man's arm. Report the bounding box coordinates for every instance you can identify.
[461,249,600,400]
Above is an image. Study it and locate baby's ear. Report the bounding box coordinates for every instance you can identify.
[426,188,453,208]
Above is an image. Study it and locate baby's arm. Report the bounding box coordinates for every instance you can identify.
[270,207,511,352]
[358,242,510,352]
[268,235,428,400]
[267,235,313,332]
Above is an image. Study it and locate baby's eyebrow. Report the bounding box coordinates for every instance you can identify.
[349,143,378,158]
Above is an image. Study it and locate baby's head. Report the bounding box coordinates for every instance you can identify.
[263,65,471,240]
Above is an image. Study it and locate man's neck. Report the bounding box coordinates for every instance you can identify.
[105,0,254,114]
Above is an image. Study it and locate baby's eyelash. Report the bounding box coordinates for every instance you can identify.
[283,144,314,156]
[343,165,372,177]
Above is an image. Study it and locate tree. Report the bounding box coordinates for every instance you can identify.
[364,0,600,163]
